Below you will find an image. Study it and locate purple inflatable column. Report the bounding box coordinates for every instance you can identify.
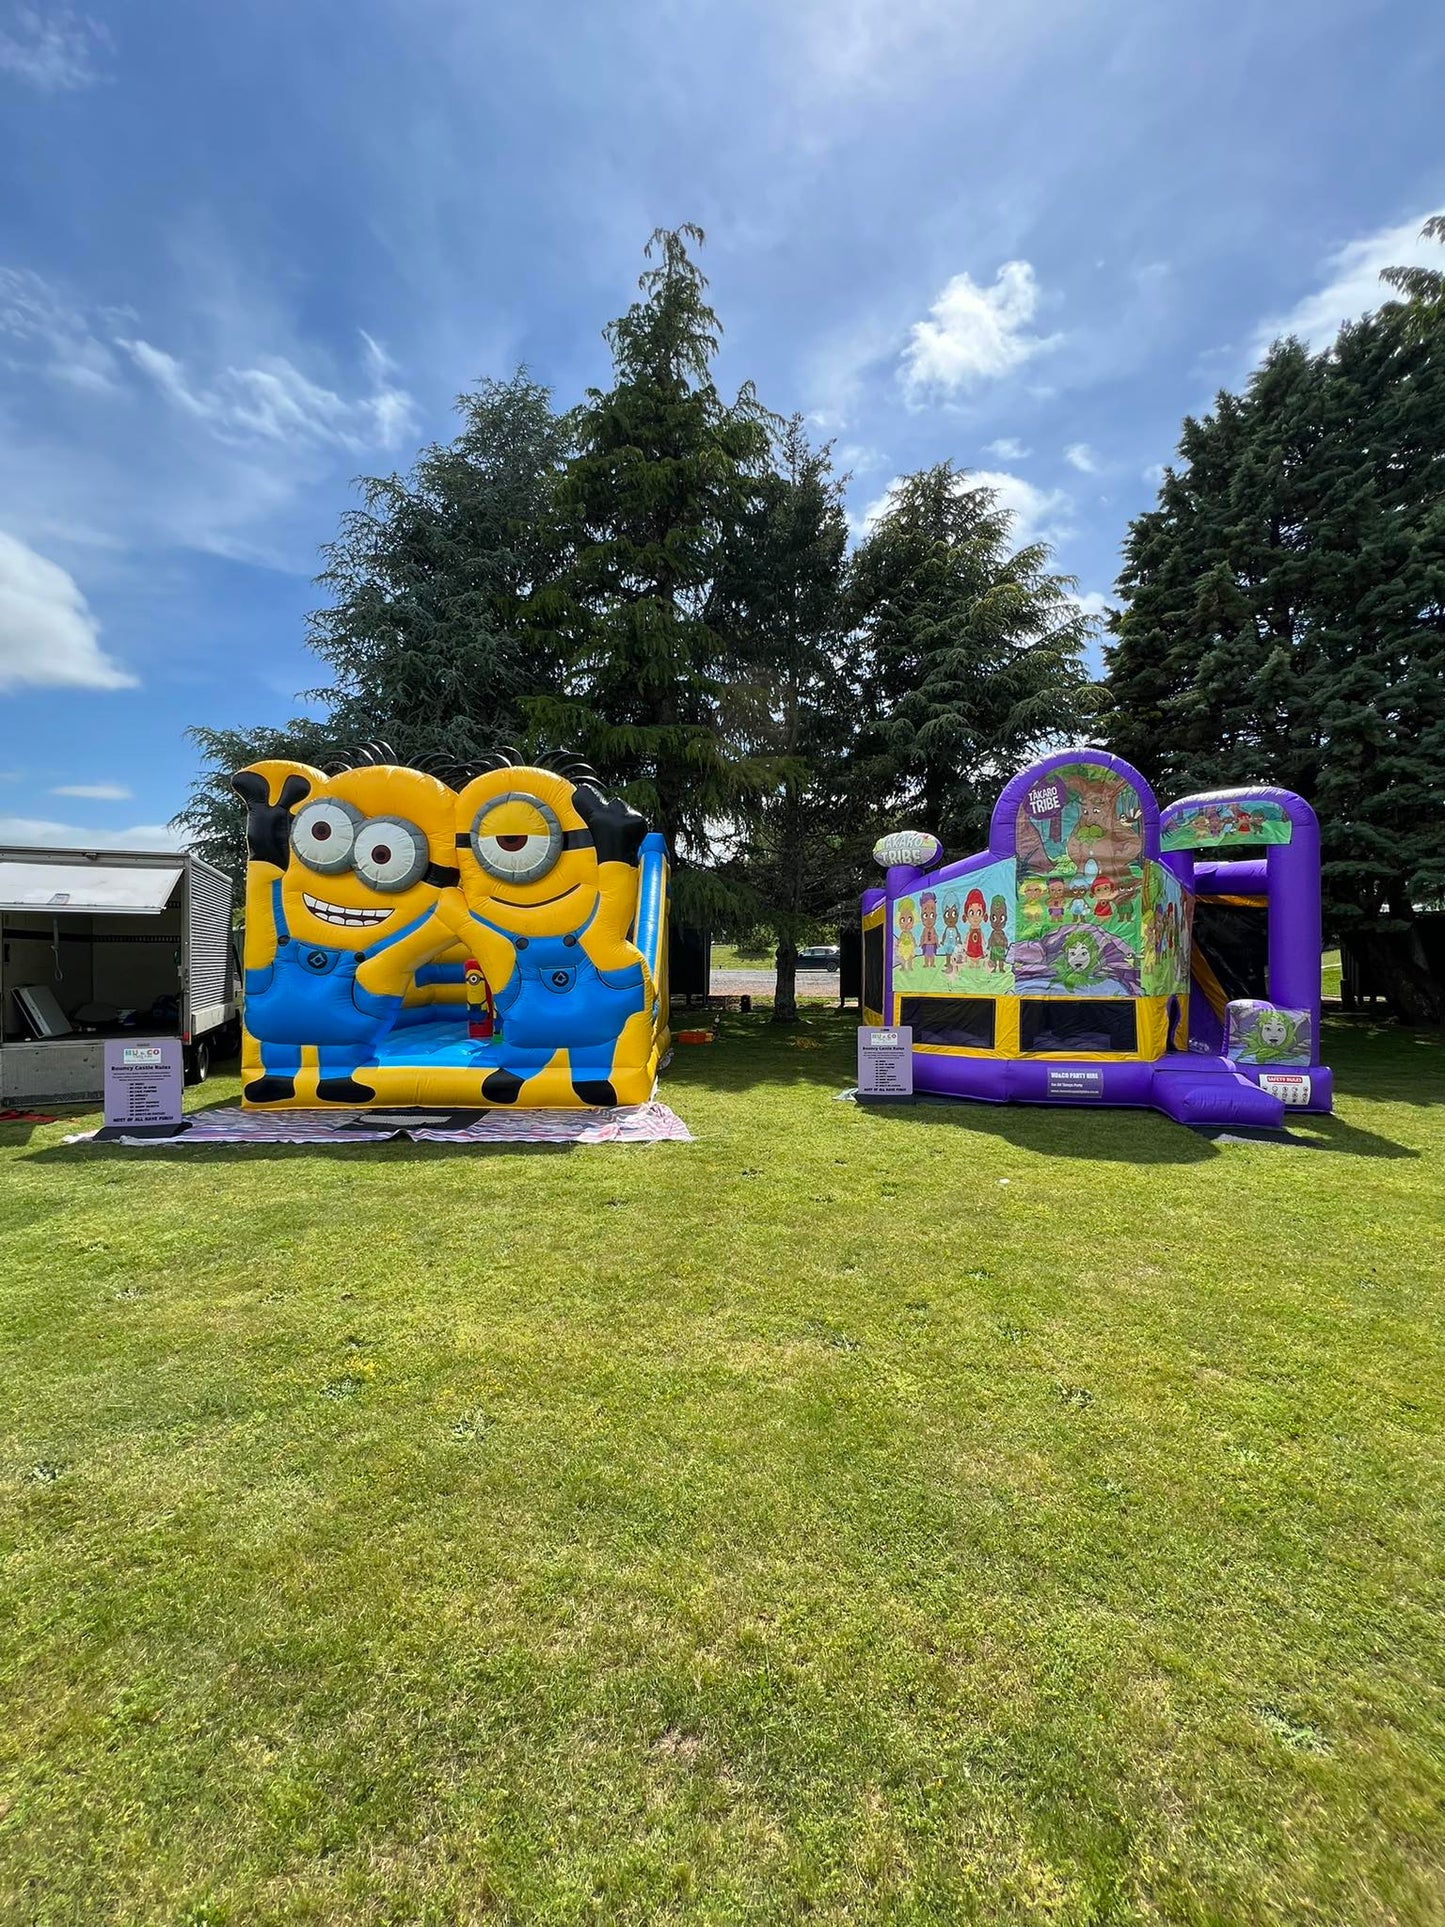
[861,887,885,1018]
[1268,796,1322,1035]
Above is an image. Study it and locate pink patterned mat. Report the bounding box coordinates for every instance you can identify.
[69,1101,692,1147]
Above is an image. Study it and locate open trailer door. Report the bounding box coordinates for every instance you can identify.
[0,848,234,1103]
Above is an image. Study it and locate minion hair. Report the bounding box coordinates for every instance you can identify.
[319,742,604,792]
[321,740,400,776]
[460,745,605,790]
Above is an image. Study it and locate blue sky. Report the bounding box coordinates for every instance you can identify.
[0,0,1441,848]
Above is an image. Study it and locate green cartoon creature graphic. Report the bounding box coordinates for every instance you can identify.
[1018,876,1048,937]
[1054,929,1106,992]
[1251,1008,1306,1061]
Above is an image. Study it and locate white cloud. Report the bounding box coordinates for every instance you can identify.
[1,270,416,458]
[118,338,415,453]
[51,781,132,800]
[901,261,1060,401]
[1064,442,1100,473]
[785,0,1074,106]
[854,481,899,537]
[0,263,420,568]
[0,814,184,851]
[1070,590,1110,622]
[1253,212,1445,356]
[804,307,909,431]
[985,437,1031,460]
[969,468,1072,544]
[0,530,136,691]
[835,441,887,475]
[0,268,120,392]
[0,5,111,91]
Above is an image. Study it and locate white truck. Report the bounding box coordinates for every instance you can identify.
[0,845,239,1104]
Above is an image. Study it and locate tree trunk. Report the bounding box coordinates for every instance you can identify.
[1347,927,1445,1026]
[773,938,799,1024]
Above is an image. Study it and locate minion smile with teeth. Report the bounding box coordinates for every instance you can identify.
[232,746,671,1111]
[232,757,457,1104]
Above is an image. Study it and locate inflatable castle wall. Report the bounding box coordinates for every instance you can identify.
[860,749,1331,1127]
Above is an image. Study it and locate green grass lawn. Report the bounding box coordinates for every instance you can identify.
[2,1013,1443,1925]
[710,943,774,970]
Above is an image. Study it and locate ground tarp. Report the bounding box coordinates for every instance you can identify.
[68,1101,692,1147]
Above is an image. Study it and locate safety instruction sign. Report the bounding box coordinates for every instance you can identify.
[1258,1071,1312,1107]
[104,1038,184,1128]
[857,1026,914,1097]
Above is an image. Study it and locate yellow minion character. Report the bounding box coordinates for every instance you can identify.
[232,752,458,1104]
[443,753,659,1106]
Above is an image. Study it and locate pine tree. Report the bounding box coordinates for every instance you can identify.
[849,463,1095,851]
[1106,216,1445,1020]
[715,418,857,1022]
[176,372,572,873]
[308,372,574,767]
[531,226,776,882]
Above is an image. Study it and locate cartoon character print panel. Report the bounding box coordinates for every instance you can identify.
[1226,1000,1313,1066]
[1140,861,1190,999]
[1161,799,1292,851]
[892,858,1016,998]
[1010,762,1145,997]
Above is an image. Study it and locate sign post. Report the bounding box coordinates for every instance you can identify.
[104,1038,184,1132]
[856,1025,914,1100]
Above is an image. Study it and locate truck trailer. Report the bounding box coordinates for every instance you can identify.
[0,845,238,1105]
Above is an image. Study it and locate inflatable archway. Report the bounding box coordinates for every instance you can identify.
[233,750,669,1109]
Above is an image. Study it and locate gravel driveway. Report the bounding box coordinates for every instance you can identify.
[708,968,842,1001]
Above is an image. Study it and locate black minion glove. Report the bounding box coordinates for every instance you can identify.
[231,771,313,870]
[570,784,648,868]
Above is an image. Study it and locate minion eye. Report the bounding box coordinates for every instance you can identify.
[291,799,361,874]
[353,816,429,893]
[470,793,562,884]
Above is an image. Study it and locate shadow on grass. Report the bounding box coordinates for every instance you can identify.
[853,1098,1419,1163]
[1259,1113,1419,1159]
[1322,1017,1445,1108]
[850,1097,1222,1165]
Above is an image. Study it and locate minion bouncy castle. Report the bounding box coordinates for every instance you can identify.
[860,749,1332,1127]
[232,749,669,1109]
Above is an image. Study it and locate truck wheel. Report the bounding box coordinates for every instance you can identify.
[185,1038,210,1085]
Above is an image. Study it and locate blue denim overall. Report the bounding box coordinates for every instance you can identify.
[245,879,433,1082]
[464,900,646,1087]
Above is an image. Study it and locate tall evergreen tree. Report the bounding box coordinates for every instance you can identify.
[715,417,857,1021]
[177,372,573,874]
[849,463,1095,850]
[532,226,776,882]
[1107,217,1445,1021]
[308,372,574,765]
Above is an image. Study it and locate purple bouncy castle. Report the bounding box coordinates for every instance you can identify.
[859,749,1332,1128]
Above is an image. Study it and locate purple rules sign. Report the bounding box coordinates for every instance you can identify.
[104,1037,184,1128]
[857,1026,914,1097]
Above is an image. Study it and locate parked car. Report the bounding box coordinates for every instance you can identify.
[797,944,841,971]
